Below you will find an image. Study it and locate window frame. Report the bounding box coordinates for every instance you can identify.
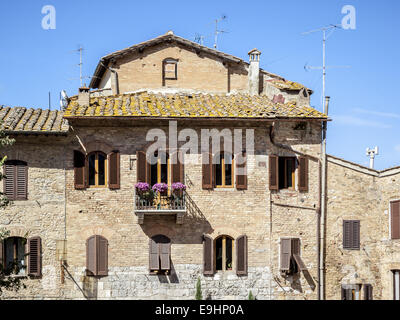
[214,152,235,188]
[278,157,296,190]
[162,58,178,81]
[4,160,28,201]
[4,237,27,276]
[215,235,234,272]
[149,234,171,275]
[87,151,108,188]
[150,152,170,187]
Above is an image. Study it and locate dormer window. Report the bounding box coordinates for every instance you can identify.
[163,58,178,82]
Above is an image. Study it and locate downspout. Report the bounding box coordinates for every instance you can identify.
[319,96,330,300]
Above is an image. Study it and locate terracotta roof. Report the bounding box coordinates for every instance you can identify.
[64,92,327,120]
[267,79,306,91]
[0,106,69,134]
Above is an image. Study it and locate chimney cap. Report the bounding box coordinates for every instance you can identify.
[248,48,261,55]
[166,30,174,35]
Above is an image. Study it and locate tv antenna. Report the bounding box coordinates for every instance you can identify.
[302,24,350,114]
[59,90,68,111]
[214,15,228,50]
[194,33,206,46]
[70,46,91,87]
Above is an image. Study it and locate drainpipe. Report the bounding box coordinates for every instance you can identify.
[319,96,330,300]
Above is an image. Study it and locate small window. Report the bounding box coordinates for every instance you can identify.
[149,235,171,274]
[4,237,26,276]
[4,160,28,200]
[86,235,108,277]
[88,152,107,187]
[391,201,400,239]
[214,153,234,188]
[280,238,306,275]
[343,220,360,250]
[341,284,362,300]
[278,157,295,190]
[215,235,233,271]
[163,58,178,82]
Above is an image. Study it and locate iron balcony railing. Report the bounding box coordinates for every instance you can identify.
[134,189,186,212]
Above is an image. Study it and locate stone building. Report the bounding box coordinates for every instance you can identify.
[0,31,397,300]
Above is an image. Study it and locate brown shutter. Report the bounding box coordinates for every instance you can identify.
[269,155,279,190]
[4,162,16,200]
[86,236,96,275]
[203,234,214,275]
[97,236,108,276]
[298,156,309,192]
[74,151,86,190]
[0,241,3,270]
[236,235,248,276]
[202,153,213,190]
[28,237,41,277]
[364,284,373,300]
[391,201,400,239]
[171,151,184,184]
[280,238,291,272]
[137,151,150,184]
[341,287,346,300]
[352,220,360,250]
[149,238,160,271]
[236,152,248,190]
[108,151,120,190]
[16,163,27,200]
[160,242,171,271]
[291,238,307,271]
[343,221,352,249]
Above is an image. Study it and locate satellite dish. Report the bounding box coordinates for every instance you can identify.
[60,90,68,110]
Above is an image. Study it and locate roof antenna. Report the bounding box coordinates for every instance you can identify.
[194,33,206,46]
[48,92,51,111]
[302,24,350,113]
[214,15,228,50]
[70,46,91,87]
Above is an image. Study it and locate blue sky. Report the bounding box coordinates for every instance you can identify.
[0,0,399,170]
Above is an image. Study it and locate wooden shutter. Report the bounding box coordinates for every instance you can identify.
[202,153,213,190]
[137,151,150,184]
[236,152,247,190]
[341,287,352,300]
[74,151,86,190]
[364,284,373,300]
[0,241,3,270]
[203,234,214,275]
[16,163,27,200]
[352,221,360,250]
[28,237,41,277]
[86,236,96,275]
[298,156,309,192]
[171,151,184,184]
[236,235,248,276]
[108,151,120,190]
[4,162,16,200]
[97,236,108,276]
[291,238,307,271]
[280,238,291,272]
[343,221,352,249]
[149,238,160,271]
[160,242,171,271]
[269,155,279,190]
[391,201,400,239]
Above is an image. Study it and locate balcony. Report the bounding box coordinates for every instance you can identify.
[134,189,186,225]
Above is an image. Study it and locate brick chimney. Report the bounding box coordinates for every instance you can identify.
[248,49,261,95]
[78,86,90,106]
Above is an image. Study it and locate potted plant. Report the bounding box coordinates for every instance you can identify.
[152,183,168,209]
[135,182,155,206]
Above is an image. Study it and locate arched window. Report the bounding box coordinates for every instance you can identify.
[88,151,107,187]
[214,152,234,188]
[3,237,26,275]
[149,234,171,274]
[215,235,234,271]
[150,151,170,187]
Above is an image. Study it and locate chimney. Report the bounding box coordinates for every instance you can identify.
[248,48,261,95]
[78,86,90,106]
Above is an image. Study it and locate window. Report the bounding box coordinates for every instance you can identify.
[278,157,295,190]
[394,270,400,300]
[86,235,108,277]
[391,201,400,239]
[343,220,360,250]
[150,151,170,187]
[269,155,308,192]
[214,153,234,188]
[280,238,307,275]
[149,235,171,274]
[3,237,26,276]
[3,160,28,200]
[215,235,233,271]
[163,58,178,82]
[88,152,107,187]
[341,284,362,300]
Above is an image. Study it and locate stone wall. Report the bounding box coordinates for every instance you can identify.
[0,119,322,300]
